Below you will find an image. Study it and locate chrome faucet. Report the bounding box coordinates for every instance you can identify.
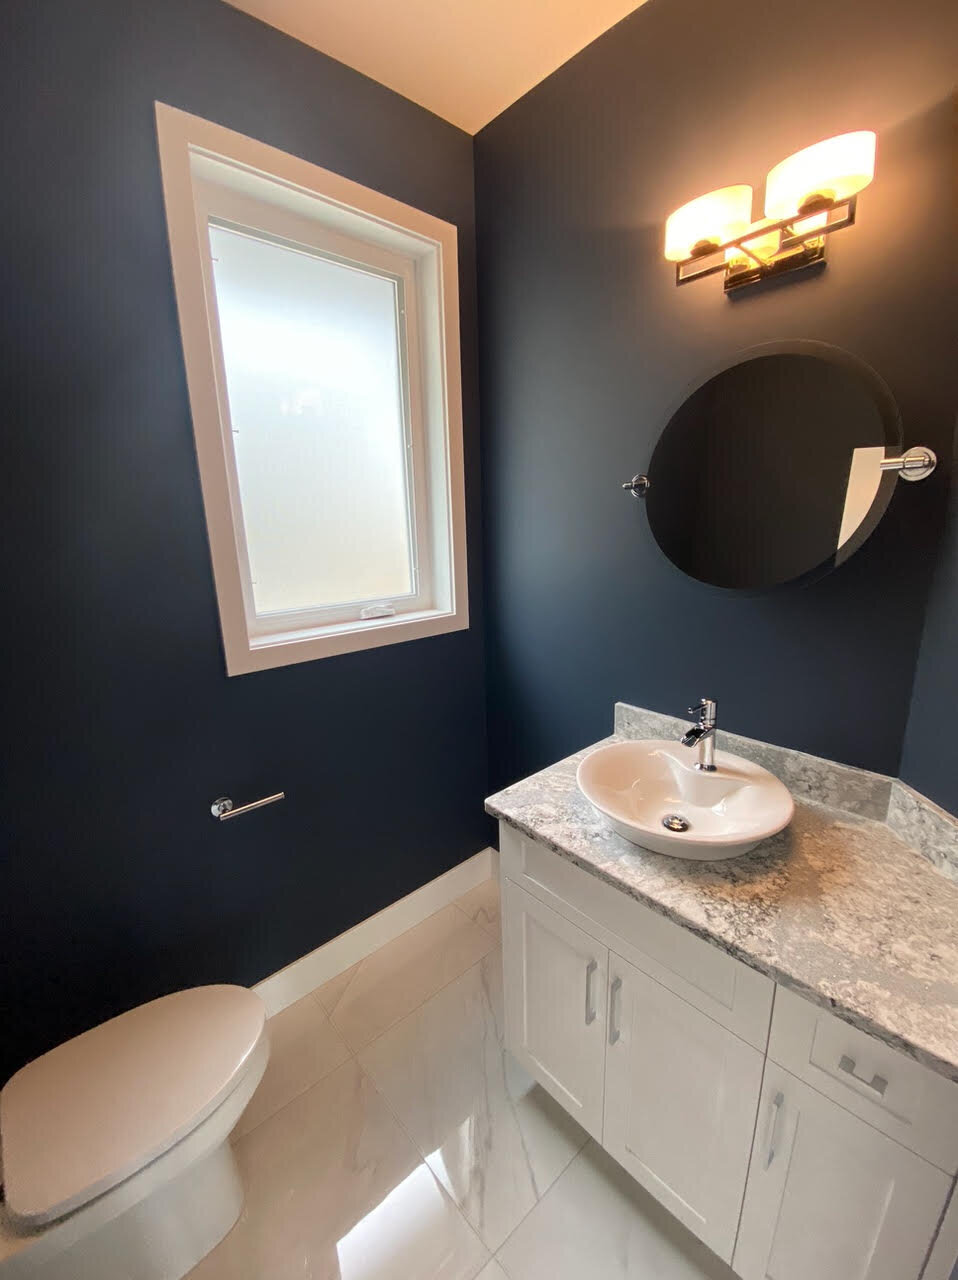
[681,698,717,772]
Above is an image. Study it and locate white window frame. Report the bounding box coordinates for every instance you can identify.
[197,191,433,635]
[155,103,468,675]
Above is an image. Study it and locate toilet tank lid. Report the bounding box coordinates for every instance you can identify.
[0,985,266,1228]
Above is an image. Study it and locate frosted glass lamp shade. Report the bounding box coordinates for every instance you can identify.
[664,185,753,261]
[765,131,876,220]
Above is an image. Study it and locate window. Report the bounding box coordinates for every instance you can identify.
[155,104,467,674]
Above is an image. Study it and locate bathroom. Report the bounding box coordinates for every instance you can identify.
[1,0,956,1274]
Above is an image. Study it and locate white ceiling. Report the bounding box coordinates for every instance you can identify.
[225,0,648,134]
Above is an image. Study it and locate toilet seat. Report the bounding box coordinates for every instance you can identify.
[0,986,265,1231]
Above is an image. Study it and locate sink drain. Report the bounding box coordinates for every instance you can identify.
[662,814,690,833]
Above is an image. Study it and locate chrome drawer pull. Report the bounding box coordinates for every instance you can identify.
[838,1055,888,1097]
[609,976,622,1045]
[765,1091,785,1169]
[584,959,598,1025]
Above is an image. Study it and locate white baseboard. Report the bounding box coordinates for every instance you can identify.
[254,847,497,1016]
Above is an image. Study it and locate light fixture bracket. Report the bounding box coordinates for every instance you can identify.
[674,196,857,293]
[723,237,826,294]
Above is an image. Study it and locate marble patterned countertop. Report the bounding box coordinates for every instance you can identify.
[486,707,958,1083]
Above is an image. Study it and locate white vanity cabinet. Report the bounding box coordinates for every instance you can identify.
[734,984,958,1280]
[733,1063,951,1280]
[603,955,765,1260]
[500,824,773,1264]
[501,878,609,1140]
[498,821,958,1278]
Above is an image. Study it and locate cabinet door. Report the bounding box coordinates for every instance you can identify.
[502,877,608,1140]
[922,1181,958,1280]
[734,1062,951,1280]
[602,955,763,1262]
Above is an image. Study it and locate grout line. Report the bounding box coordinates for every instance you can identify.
[355,1057,494,1272]
[352,939,583,1266]
[310,969,358,1021]
[232,1050,357,1145]
[255,855,496,1016]
[451,897,502,942]
[329,925,499,1054]
[356,945,500,1057]
[232,1007,356,1143]
[237,903,501,1169]
[312,894,495,1024]
[491,1138,594,1267]
[236,892,558,1280]
[235,1052,492,1274]
[234,981,371,1145]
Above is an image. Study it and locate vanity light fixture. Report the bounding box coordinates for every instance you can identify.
[665,131,876,293]
[663,185,754,264]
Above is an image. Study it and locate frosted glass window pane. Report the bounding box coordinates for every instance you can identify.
[209,224,414,615]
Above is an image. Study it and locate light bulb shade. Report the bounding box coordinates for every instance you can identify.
[764,131,876,220]
[664,185,753,262]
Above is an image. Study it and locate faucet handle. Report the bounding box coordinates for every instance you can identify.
[687,698,717,725]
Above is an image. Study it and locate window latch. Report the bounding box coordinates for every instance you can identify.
[360,604,396,620]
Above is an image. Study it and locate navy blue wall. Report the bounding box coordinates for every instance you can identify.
[901,417,958,814]
[475,0,958,792]
[3,0,956,1089]
[0,0,486,1083]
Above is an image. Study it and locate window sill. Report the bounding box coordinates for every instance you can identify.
[228,606,469,675]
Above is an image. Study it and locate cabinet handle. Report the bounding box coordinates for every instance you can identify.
[584,959,598,1025]
[609,976,622,1044]
[838,1055,888,1098]
[765,1091,785,1169]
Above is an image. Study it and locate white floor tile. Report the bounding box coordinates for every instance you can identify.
[359,951,587,1250]
[315,959,357,1013]
[234,993,350,1139]
[455,878,501,941]
[189,1059,489,1280]
[317,904,496,1051]
[496,1141,739,1280]
[476,1262,511,1280]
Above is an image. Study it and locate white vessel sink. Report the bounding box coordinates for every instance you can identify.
[576,739,794,861]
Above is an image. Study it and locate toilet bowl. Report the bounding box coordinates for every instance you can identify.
[0,985,269,1280]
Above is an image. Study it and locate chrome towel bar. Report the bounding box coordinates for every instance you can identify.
[210,792,285,821]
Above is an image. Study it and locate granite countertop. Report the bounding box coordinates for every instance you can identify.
[486,723,958,1083]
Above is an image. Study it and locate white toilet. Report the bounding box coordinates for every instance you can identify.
[0,985,269,1280]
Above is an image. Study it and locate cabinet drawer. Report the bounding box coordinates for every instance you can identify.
[499,822,773,1050]
[769,985,958,1173]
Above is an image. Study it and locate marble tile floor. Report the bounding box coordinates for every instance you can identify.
[189,877,737,1280]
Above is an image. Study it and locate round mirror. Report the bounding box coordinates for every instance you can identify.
[644,342,901,589]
